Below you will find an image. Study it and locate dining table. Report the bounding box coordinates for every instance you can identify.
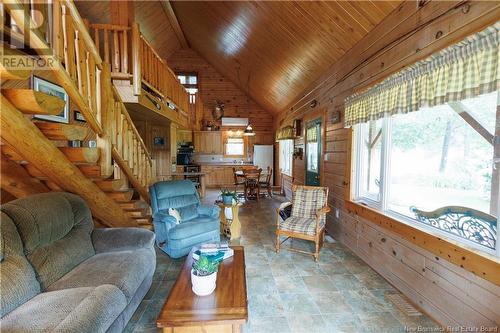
[234,170,268,182]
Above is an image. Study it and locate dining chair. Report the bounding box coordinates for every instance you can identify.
[259,167,273,197]
[243,168,262,201]
[232,167,246,193]
[276,185,330,261]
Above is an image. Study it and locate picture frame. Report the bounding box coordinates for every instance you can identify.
[33,76,69,123]
[74,110,86,122]
[154,137,165,147]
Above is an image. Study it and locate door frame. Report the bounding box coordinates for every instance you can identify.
[303,108,326,186]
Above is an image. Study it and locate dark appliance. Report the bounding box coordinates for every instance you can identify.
[177,142,194,165]
[184,164,200,188]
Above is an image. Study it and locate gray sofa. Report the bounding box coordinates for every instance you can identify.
[0,192,156,333]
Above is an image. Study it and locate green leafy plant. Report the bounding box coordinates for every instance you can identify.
[192,255,219,276]
[220,189,238,200]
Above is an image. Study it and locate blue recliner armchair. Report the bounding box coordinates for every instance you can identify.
[150,180,221,258]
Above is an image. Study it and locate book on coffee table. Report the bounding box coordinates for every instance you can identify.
[192,245,234,262]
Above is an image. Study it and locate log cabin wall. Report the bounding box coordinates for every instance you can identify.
[132,120,171,179]
[167,49,274,132]
[275,0,500,328]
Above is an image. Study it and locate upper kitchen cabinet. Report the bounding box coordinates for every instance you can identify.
[193,131,223,154]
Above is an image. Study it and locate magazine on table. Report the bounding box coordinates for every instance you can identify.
[192,241,233,262]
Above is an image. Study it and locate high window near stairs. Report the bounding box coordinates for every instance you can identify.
[177,73,198,103]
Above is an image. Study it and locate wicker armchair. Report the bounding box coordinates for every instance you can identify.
[276,185,330,261]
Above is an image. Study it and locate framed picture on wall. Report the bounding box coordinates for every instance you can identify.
[154,137,165,147]
[74,111,86,122]
[32,76,69,123]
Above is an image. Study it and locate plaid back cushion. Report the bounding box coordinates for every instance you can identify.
[291,187,326,224]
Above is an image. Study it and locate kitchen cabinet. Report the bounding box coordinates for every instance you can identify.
[200,165,236,187]
[177,130,192,143]
[193,131,223,154]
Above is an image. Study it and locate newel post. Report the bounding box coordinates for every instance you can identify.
[132,22,141,96]
[96,62,114,178]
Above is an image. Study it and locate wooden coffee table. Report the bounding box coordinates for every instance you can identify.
[157,246,248,333]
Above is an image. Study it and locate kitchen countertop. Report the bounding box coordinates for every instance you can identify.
[196,162,254,166]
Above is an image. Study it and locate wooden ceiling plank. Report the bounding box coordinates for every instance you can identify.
[160,0,189,49]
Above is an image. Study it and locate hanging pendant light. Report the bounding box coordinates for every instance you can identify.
[243,124,255,136]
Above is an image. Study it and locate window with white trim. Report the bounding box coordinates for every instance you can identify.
[279,139,294,176]
[225,137,245,156]
[354,91,499,255]
[177,73,198,104]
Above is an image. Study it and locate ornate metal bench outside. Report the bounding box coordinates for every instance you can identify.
[410,206,497,250]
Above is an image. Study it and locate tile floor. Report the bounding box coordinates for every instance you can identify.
[125,190,439,333]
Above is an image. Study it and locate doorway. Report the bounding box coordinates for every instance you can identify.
[305,118,322,186]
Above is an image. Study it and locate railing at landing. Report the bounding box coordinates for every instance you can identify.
[89,22,190,119]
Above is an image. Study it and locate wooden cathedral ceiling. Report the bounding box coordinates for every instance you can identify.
[75,1,182,58]
[76,1,401,114]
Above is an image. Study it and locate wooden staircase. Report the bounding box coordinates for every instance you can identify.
[1,1,155,229]
[1,89,152,229]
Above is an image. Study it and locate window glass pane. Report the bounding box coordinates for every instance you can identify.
[226,144,244,155]
[389,92,496,219]
[359,119,383,199]
[177,75,186,84]
[226,137,244,155]
[280,139,293,176]
[307,142,318,172]
[188,75,197,84]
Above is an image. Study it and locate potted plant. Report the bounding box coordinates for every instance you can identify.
[191,255,219,296]
[221,189,237,205]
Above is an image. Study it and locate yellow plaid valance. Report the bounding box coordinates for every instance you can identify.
[276,126,294,141]
[344,23,500,127]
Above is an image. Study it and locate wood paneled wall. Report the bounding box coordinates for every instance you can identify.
[132,119,171,178]
[275,0,500,328]
[167,49,274,132]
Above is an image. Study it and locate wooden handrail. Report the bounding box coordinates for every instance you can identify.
[90,23,131,31]
[112,86,152,161]
[4,0,104,135]
[62,0,103,66]
[4,0,156,205]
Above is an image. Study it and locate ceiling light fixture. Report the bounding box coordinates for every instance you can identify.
[243,124,255,136]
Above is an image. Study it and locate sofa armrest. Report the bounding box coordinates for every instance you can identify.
[197,204,221,219]
[92,228,155,253]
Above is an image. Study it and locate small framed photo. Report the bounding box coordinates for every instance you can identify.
[33,76,69,123]
[154,137,165,146]
[74,111,86,122]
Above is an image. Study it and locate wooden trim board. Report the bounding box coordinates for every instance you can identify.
[345,200,500,286]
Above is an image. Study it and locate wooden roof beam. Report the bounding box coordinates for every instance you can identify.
[160,1,189,49]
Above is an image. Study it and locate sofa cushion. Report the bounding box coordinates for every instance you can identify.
[1,193,95,290]
[280,216,325,236]
[291,187,327,225]
[47,248,155,302]
[0,285,126,333]
[0,213,41,318]
[168,217,220,240]
[91,228,155,254]
[150,180,200,212]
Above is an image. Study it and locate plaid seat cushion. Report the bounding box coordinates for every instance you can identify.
[291,187,327,225]
[279,216,325,236]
